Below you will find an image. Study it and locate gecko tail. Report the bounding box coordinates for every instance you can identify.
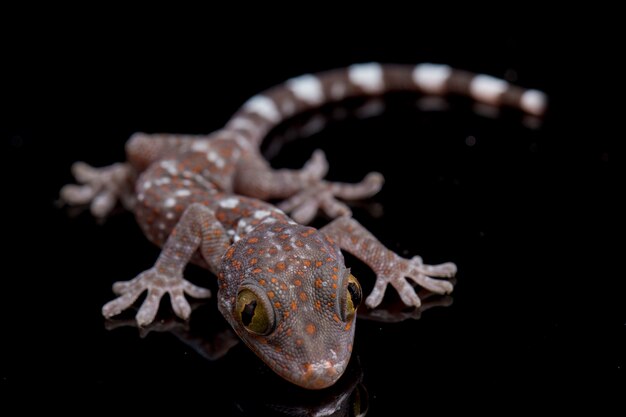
[225,63,547,149]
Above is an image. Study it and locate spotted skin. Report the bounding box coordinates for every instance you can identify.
[61,63,546,389]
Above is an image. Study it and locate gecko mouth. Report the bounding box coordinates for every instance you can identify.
[291,358,349,390]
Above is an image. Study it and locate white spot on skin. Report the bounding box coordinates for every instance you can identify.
[348,63,384,93]
[412,63,452,94]
[160,160,178,176]
[470,75,509,105]
[166,212,175,220]
[207,151,225,169]
[244,95,281,123]
[137,193,145,202]
[175,189,191,197]
[520,89,547,116]
[164,198,176,208]
[158,223,166,230]
[142,181,152,190]
[191,141,210,152]
[155,177,171,186]
[219,197,239,209]
[287,74,324,105]
[253,210,271,219]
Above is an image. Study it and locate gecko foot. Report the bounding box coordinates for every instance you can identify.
[365,254,457,309]
[102,267,211,326]
[59,161,135,218]
[278,172,384,224]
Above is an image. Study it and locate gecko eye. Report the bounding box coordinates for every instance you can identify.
[236,288,275,335]
[344,274,362,322]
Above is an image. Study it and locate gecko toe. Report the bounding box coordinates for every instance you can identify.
[183,281,212,299]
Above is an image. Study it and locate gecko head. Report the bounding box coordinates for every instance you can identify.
[218,221,362,389]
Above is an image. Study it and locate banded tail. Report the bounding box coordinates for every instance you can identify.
[226,63,547,148]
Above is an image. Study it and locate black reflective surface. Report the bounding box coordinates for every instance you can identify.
[3,29,622,412]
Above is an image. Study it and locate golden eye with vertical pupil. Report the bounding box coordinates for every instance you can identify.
[345,274,362,322]
[236,289,274,335]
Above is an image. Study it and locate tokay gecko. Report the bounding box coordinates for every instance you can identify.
[60,63,546,389]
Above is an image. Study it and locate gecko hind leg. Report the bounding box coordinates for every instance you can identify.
[278,172,384,224]
[60,161,135,218]
[320,216,456,309]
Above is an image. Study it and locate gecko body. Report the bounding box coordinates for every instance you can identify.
[61,63,546,389]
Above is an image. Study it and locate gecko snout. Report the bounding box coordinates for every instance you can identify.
[297,358,349,389]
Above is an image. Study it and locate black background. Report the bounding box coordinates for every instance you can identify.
[2,16,622,413]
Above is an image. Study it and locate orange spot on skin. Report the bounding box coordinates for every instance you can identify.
[269,248,278,255]
[280,283,288,291]
[295,270,304,277]
[331,274,338,280]
[273,226,284,233]
[286,328,293,336]
[225,247,235,259]
[267,268,275,273]
[351,236,358,245]
[274,346,282,353]
[315,279,323,288]
[250,258,258,265]
[258,279,266,286]
[267,291,275,299]
[252,268,262,274]
[247,237,259,244]
[315,261,323,267]
[276,262,286,271]
[299,292,307,301]
[326,257,333,262]
[295,240,304,247]
[315,300,322,310]
[332,283,338,289]
[271,277,278,284]
[303,260,311,267]
[333,314,340,323]
[284,311,290,318]
[330,293,336,299]
[306,323,316,335]
[301,229,315,237]
[291,300,297,310]
[294,279,302,286]
[279,234,289,240]
[283,245,292,251]
[345,322,352,331]
[296,339,303,346]
[274,302,281,308]
[333,267,339,272]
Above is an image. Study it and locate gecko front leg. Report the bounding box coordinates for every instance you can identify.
[102,203,230,325]
[320,216,456,308]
